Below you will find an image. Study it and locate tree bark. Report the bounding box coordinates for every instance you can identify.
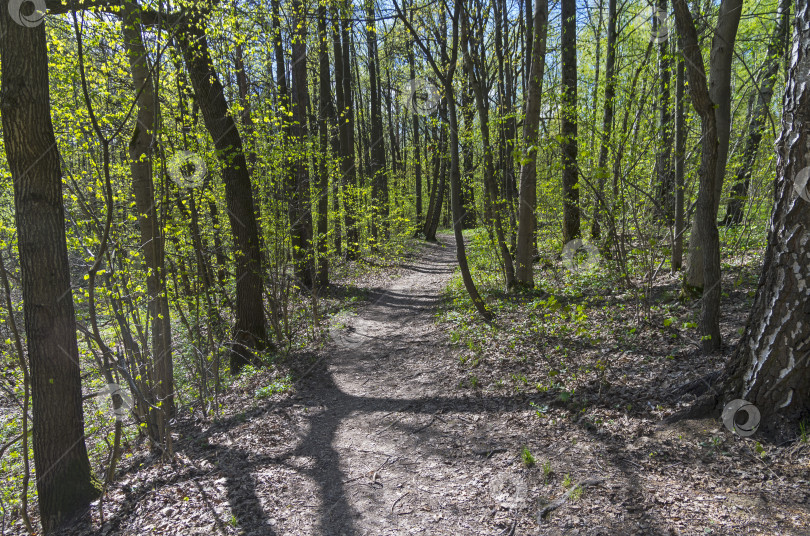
[0,8,100,532]
[591,0,618,240]
[177,11,267,373]
[317,3,333,287]
[290,0,315,285]
[655,0,675,224]
[672,0,742,352]
[461,4,516,287]
[122,1,175,445]
[366,0,388,243]
[720,0,810,439]
[561,0,580,242]
[672,48,686,270]
[683,0,743,289]
[332,5,358,258]
[515,0,548,287]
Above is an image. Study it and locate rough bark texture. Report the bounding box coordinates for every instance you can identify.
[722,0,810,440]
[0,8,100,532]
[177,11,267,373]
[561,0,580,242]
[514,0,548,287]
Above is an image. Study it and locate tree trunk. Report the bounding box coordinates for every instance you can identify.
[407,5,423,226]
[424,102,447,240]
[290,0,315,285]
[461,6,516,287]
[332,5,358,258]
[515,0,548,286]
[720,1,810,439]
[366,0,388,243]
[591,0,618,240]
[0,9,100,532]
[655,0,675,224]
[561,0,580,242]
[672,0,743,352]
[683,0,743,290]
[461,78,477,228]
[672,49,686,271]
[317,3,333,287]
[177,11,267,373]
[721,0,790,226]
[122,2,175,445]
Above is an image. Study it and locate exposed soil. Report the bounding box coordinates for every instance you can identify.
[50,234,810,536]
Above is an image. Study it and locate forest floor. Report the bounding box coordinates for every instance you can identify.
[53,233,810,536]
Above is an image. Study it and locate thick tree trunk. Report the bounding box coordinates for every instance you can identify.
[515,0,548,286]
[561,0,580,242]
[722,0,790,225]
[720,2,810,439]
[122,2,175,445]
[177,12,267,373]
[0,9,100,532]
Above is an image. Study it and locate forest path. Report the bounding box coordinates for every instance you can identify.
[289,233,526,535]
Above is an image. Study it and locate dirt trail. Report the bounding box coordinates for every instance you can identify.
[55,233,809,536]
[293,235,517,535]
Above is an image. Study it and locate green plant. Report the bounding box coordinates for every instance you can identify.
[542,460,552,481]
[800,420,808,443]
[562,473,572,488]
[521,446,536,468]
[254,375,292,400]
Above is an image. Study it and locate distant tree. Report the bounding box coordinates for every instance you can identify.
[561,0,580,242]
